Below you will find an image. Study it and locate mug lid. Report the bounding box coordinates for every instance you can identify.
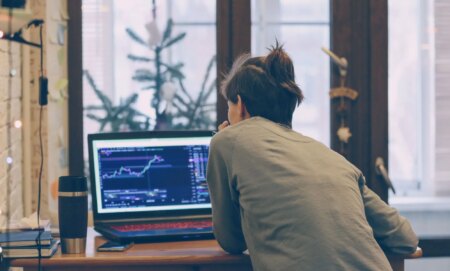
[58,176,87,192]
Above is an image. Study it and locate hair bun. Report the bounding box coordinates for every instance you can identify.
[264,42,303,105]
[264,42,295,83]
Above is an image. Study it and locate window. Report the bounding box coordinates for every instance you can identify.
[82,0,217,168]
[389,0,450,197]
[389,2,450,268]
[251,0,330,145]
[388,0,432,195]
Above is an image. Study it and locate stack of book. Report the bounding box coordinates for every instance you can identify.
[0,230,59,258]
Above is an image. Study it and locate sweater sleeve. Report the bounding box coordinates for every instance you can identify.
[359,174,418,254]
[206,134,247,254]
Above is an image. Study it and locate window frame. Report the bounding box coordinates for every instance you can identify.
[330,0,389,201]
[69,0,388,197]
[68,0,83,176]
[68,0,251,176]
[68,0,450,258]
[331,0,450,257]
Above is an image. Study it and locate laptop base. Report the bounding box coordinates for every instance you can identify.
[95,225,214,244]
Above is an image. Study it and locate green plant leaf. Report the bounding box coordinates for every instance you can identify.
[173,94,191,109]
[126,28,148,46]
[200,55,216,93]
[133,69,156,81]
[164,62,183,69]
[162,63,185,79]
[84,70,152,132]
[83,70,113,111]
[127,54,154,62]
[84,105,104,110]
[143,85,156,90]
[135,69,155,76]
[163,32,186,48]
[201,78,217,102]
[133,75,156,81]
[86,113,104,122]
[98,122,108,132]
[162,18,173,43]
[123,94,139,109]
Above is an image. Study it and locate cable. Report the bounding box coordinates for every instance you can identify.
[35,23,45,271]
[40,26,44,77]
[36,106,43,271]
[26,22,46,271]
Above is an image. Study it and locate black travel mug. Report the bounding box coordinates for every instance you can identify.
[58,176,88,254]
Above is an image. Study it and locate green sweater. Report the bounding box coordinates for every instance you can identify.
[206,117,418,271]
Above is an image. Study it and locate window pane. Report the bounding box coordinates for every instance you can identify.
[251,0,329,23]
[82,0,217,165]
[170,0,215,23]
[388,0,426,193]
[251,0,330,145]
[389,0,450,269]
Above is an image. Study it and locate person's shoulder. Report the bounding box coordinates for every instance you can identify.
[322,145,363,177]
[213,119,254,139]
[301,136,363,178]
[211,125,239,148]
[210,119,257,151]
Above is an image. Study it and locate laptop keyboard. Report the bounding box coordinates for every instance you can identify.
[111,220,213,232]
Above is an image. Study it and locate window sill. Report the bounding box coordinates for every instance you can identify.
[390,197,450,212]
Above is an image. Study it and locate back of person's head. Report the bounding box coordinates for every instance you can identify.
[221,42,304,127]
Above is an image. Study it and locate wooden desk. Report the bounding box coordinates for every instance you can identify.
[6,228,421,271]
[386,247,423,271]
[7,228,252,271]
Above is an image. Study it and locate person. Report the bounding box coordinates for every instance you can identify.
[206,43,418,271]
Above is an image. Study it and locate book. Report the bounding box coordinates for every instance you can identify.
[1,239,60,258]
[0,212,51,233]
[0,230,52,247]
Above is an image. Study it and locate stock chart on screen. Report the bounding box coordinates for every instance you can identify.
[97,145,210,210]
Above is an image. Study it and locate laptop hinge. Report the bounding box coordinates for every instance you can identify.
[96,214,212,225]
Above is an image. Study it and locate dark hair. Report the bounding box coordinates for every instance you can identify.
[221,43,304,128]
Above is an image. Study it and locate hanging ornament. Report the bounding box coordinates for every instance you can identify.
[146,0,161,47]
[160,81,177,114]
[337,126,352,143]
[145,20,162,47]
[322,47,359,155]
[160,81,177,102]
[166,102,173,114]
[329,87,358,100]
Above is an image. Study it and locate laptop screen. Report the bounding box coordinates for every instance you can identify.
[90,133,212,214]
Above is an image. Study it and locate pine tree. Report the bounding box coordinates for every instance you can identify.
[127,18,216,130]
[83,70,150,132]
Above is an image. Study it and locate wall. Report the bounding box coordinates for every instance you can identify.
[25,0,69,222]
[44,0,70,223]
[0,0,69,227]
[0,40,24,226]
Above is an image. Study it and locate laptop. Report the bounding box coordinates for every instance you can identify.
[88,130,215,243]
